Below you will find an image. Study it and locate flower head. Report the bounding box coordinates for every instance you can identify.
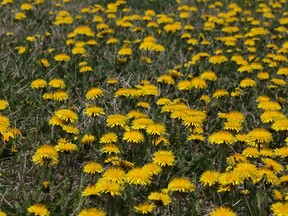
[27,203,50,216]
[168,177,195,192]
[32,144,59,166]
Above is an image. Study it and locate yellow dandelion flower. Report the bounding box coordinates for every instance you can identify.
[177,80,192,91]
[95,179,123,196]
[240,78,256,88]
[102,167,126,184]
[0,100,9,111]
[27,203,50,216]
[101,144,120,154]
[54,138,78,153]
[134,202,155,214]
[137,101,150,109]
[118,47,132,56]
[40,58,50,67]
[252,168,278,185]
[218,171,243,186]
[142,163,162,176]
[210,206,236,216]
[126,110,148,119]
[190,77,207,89]
[48,115,64,127]
[80,66,93,73]
[62,125,79,135]
[212,89,229,98]
[199,170,220,187]
[78,208,106,216]
[273,190,283,201]
[83,162,103,174]
[53,91,69,101]
[123,130,144,143]
[157,74,175,85]
[152,150,175,167]
[272,119,288,131]
[48,79,65,89]
[258,101,281,111]
[106,114,128,128]
[260,111,286,123]
[274,147,288,158]
[148,191,171,205]
[100,132,118,144]
[82,184,100,197]
[85,87,104,100]
[242,147,260,158]
[257,72,270,80]
[84,106,105,117]
[146,123,166,136]
[271,202,288,216]
[31,79,47,89]
[54,53,70,62]
[168,177,195,192]
[234,162,257,180]
[208,131,236,145]
[54,109,78,123]
[224,121,242,132]
[32,144,59,166]
[262,158,283,173]
[200,71,217,81]
[15,12,27,20]
[209,55,228,64]
[126,167,152,185]
[245,128,273,147]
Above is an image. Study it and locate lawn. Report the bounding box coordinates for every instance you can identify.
[1,0,288,215]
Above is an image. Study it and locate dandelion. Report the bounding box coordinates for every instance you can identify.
[0,100,8,111]
[199,170,220,187]
[242,147,260,158]
[80,66,93,73]
[190,77,207,89]
[126,167,152,185]
[48,79,66,89]
[102,167,126,184]
[100,132,118,144]
[48,115,64,127]
[210,206,236,216]
[245,128,273,147]
[53,91,69,101]
[123,130,144,143]
[152,150,175,166]
[212,88,229,98]
[84,106,105,117]
[200,71,217,81]
[218,171,243,186]
[168,177,195,192]
[62,125,79,135]
[148,192,171,205]
[146,123,166,136]
[54,138,78,153]
[0,210,7,216]
[27,203,50,216]
[85,87,104,100]
[106,114,128,128]
[208,131,236,145]
[83,162,103,174]
[134,202,155,214]
[78,208,106,216]
[142,163,162,176]
[32,144,59,166]
[240,78,256,88]
[95,179,123,196]
[31,79,47,89]
[54,109,78,124]
[271,119,288,131]
[54,53,70,62]
[101,144,120,154]
[234,162,257,180]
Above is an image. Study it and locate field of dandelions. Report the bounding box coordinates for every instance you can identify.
[1,0,288,215]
